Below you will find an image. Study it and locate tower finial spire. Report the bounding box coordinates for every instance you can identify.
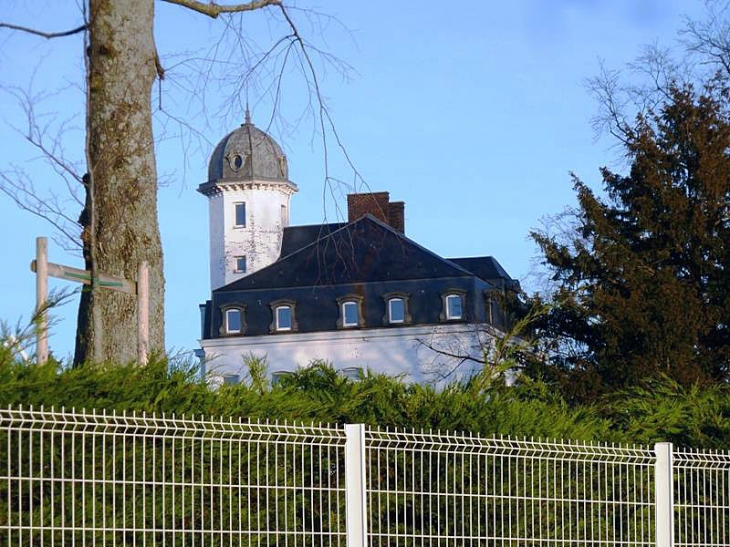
[244,103,251,125]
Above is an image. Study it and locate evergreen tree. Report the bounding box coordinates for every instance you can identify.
[533,85,730,401]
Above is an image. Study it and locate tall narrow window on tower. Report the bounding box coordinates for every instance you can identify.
[281,204,288,227]
[234,202,246,227]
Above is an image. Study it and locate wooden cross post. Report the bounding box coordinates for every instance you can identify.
[31,237,150,365]
[35,237,49,365]
[137,261,149,365]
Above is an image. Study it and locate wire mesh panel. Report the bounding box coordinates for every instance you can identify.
[365,428,656,546]
[674,449,730,547]
[0,406,347,546]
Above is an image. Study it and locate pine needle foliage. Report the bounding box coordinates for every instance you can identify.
[532,85,730,401]
[2,322,728,447]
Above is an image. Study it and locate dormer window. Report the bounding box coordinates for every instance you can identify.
[234,202,246,227]
[270,300,298,333]
[382,293,412,325]
[342,302,358,327]
[444,294,463,321]
[220,306,245,335]
[442,292,465,321]
[336,296,364,329]
[388,298,405,323]
[276,306,292,330]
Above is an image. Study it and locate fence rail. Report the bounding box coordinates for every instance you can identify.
[674,448,730,547]
[1,406,347,546]
[1,406,728,546]
[365,429,657,546]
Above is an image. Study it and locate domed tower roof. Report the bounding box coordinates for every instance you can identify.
[205,112,290,184]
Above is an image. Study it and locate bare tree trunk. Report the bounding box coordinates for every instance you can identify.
[75,0,164,364]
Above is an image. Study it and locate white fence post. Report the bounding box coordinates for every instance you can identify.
[345,424,367,547]
[655,442,674,547]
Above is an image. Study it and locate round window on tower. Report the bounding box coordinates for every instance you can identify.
[227,153,244,171]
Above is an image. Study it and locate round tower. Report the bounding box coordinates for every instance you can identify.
[198,113,297,290]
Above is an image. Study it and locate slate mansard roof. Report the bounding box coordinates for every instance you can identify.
[278,222,347,259]
[202,214,520,340]
[216,215,508,292]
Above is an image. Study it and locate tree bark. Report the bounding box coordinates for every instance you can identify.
[75,0,164,364]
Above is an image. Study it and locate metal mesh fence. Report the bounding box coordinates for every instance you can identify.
[0,406,347,546]
[365,428,657,546]
[674,448,730,547]
[2,406,729,546]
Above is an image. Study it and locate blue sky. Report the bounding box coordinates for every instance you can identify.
[0,0,706,362]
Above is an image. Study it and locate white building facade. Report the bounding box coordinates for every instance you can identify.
[198,119,520,386]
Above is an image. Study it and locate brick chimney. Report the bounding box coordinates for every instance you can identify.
[347,192,405,234]
[388,201,405,233]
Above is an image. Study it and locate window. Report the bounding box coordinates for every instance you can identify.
[199,303,207,338]
[220,305,246,336]
[229,154,244,171]
[234,202,246,227]
[336,296,364,329]
[445,293,463,320]
[225,308,242,334]
[269,299,298,333]
[388,298,405,323]
[382,292,411,325]
[281,204,288,227]
[271,371,293,385]
[339,367,363,381]
[276,306,292,331]
[234,255,247,274]
[222,373,240,385]
[342,301,359,327]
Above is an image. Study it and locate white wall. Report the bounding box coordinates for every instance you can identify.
[200,323,501,386]
[207,182,296,290]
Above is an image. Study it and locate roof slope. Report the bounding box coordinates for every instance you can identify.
[279,222,346,258]
[217,214,480,291]
[447,256,511,282]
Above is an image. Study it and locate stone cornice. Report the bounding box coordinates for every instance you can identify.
[197,178,298,197]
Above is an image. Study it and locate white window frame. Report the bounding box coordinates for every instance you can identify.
[341,301,359,328]
[269,299,297,333]
[271,371,293,385]
[388,297,405,324]
[382,292,411,326]
[275,305,292,331]
[336,295,364,329]
[339,367,363,380]
[445,293,463,320]
[234,202,246,228]
[225,308,242,334]
[234,255,247,274]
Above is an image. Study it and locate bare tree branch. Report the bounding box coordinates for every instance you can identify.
[162,0,281,19]
[0,22,86,39]
[0,170,82,250]
[276,4,365,195]
[681,0,730,80]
